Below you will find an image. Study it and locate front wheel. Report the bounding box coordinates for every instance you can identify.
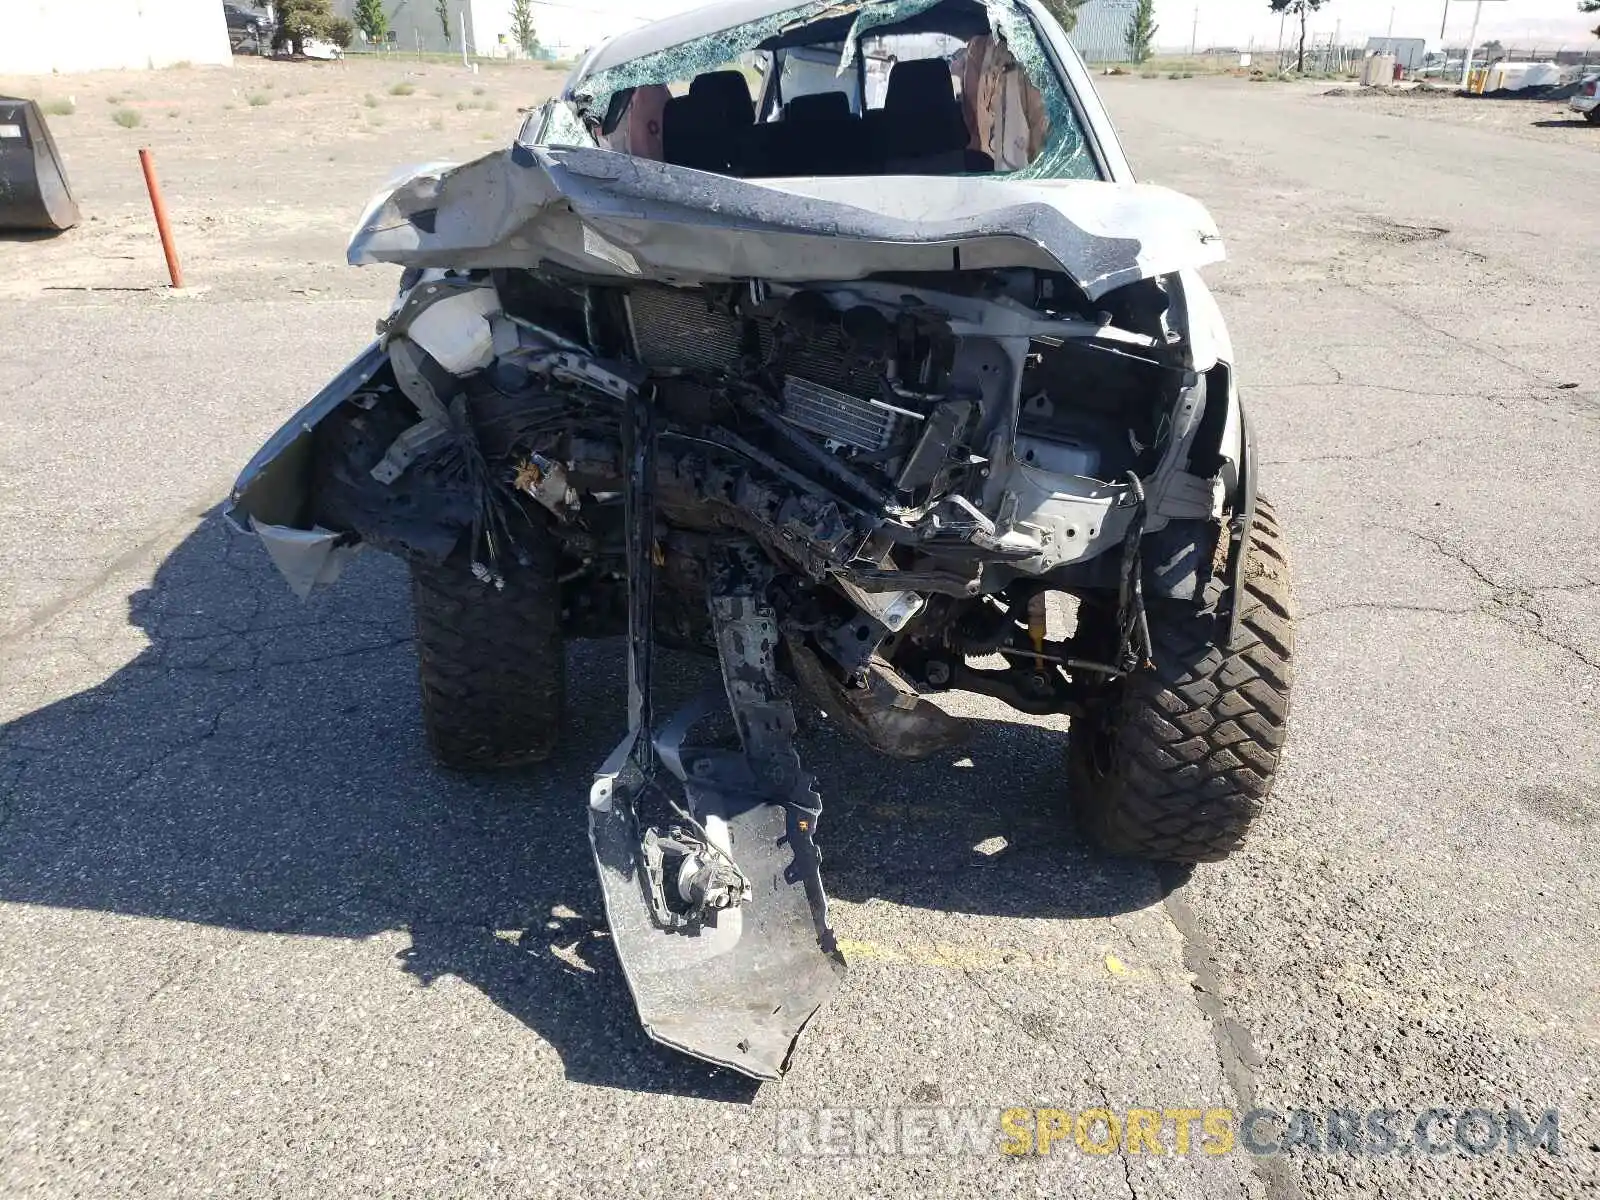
[1067,498,1294,863]
[1585,108,1600,126]
[410,547,565,771]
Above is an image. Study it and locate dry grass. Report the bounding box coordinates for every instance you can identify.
[246,92,271,107]
[111,108,141,128]
[41,98,75,115]
[388,81,416,96]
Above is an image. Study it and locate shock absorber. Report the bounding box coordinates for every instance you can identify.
[1027,590,1048,670]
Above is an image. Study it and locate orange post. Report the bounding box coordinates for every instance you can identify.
[137,147,184,289]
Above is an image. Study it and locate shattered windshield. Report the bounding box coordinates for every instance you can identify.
[543,0,1096,182]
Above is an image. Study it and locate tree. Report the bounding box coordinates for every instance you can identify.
[352,0,389,45]
[435,0,452,45]
[1125,0,1157,64]
[1583,0,1600,40]
[1038,0,1088,34]
[1268,0,1329,73]
[273,0,354,54]
[509,0,539,56]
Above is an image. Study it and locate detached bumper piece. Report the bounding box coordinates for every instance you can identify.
[589,392,843,1079]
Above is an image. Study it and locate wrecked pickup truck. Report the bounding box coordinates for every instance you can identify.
[228,0,1293,1079]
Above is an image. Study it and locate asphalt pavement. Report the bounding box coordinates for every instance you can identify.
[1,76,1597,1199]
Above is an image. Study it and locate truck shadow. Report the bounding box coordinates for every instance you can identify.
[0,514,1175,1101]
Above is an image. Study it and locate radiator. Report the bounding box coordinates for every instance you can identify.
[624,284,880,396]
[624,284,745,373]
[781,376,899,451]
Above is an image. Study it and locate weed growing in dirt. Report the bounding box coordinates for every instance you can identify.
[473,85,487,95]
[389,82,416,96]
[430,115,445,130]
[112,109,142,128]
[42,98,75,115]
[363,93,379,107]
[167,109,180,118]
[247,93,271,107]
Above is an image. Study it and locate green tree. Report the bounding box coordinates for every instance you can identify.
[1268,0,1330,73]
[435,0,452,44]
[1125,0,1157,64]
[1038,0,1088,34]
[352,0,389,44]
[510,0,539,56]
[1583,0,1600,39]
[273,0,354,54]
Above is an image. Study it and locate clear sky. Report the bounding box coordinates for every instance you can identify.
[525,0,1600,56]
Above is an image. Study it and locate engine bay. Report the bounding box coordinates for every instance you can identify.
[282,263,1232,732]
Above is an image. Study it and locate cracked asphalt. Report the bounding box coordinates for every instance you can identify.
[2,70,1598,1200]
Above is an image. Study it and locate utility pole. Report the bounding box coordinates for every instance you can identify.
[1459,0,1482,88]
[1190,6,1198,59]
[459,9,469,68]
[1386,7,1395,42]
[1439,0,1450,39]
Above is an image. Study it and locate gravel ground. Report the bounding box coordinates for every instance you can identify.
[1317,81,1600,149]
[1,64,1597,1200]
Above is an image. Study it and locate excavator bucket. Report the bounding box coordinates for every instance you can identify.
[0,96,81,234]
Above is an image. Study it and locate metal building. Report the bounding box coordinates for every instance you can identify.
[334,0,530,57]
[0,0,233,74]
[1363,37,1427,71]
[1065,0,1137,65]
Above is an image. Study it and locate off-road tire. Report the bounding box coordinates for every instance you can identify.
[1586,108,1600,126]
[410,548,565,771]
[1067,497,1293,863]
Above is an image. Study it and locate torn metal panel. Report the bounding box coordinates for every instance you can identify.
[347,146,1223,301]
[250,519,358,599]
[227,342,387,534]
[588,402,843,1079]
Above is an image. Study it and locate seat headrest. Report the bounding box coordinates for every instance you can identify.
[784,91,851,122]
[884,58,957,115]
[688,70,755,126]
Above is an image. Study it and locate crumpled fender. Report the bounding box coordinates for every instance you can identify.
[224,342,388,597]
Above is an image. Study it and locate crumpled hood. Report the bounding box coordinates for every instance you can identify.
[348,145,1224,302]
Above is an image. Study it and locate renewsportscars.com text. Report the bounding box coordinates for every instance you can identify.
[774,1106,1563,1158]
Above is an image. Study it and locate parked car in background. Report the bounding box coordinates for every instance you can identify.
[222,2,274,55]
[1573,74,1600,124]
